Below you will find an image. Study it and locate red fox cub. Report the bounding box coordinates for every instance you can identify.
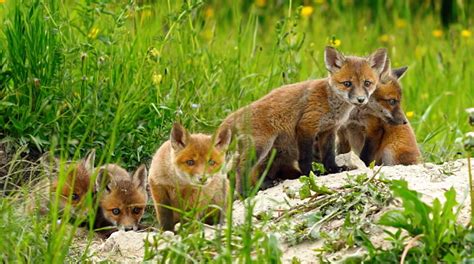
[338,60,421,165]
[219,47,388,195]
[27,150,96,216]
[94,164,148,231]
[148,123,231,231]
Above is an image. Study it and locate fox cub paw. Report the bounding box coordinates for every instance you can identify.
[325,165,349,174]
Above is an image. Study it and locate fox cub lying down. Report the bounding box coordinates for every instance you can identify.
[148,123,231,231]
[94,164,148,232]
[219,46,388,195]
[27,150,96,218]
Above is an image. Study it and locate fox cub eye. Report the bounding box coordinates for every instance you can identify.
[388,99,397,105]
[71,193,79,201]
[112,208,121,215]
[186,160,195,166]
[132,207,142,214]
[208,160,216,166]
[342,81,352,87]
[364,80,372,87]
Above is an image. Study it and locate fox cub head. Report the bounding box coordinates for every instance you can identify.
[170,122,231,186]
[44,149,95,214]
[96,164,147,231]
[367,58,408,125]
[325,46,388,106]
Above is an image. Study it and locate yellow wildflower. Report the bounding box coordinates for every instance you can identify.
[330,38,341,47]
[0,0,5,4]
[201,28,213,41]
[255,0,266,7]
[395,19,406,28]
[406,111,414,119]
[149,47,160,58]
[152,73,163,85]
[379,34,390,43]
[461,29,472,38]
[301,6,314,17]
[141,9,152,18]
[432,30,443,38]
[88,27,99,39]
[204,7,214,18]
[140,9,152,24]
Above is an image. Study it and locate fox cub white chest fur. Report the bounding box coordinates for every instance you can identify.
[148,123,231,231]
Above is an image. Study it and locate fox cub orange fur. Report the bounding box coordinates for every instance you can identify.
[338,59,421,165]
[27,150,96,216]
[148,123,231,231]
[219,47,388,195]
[94,164,148,231]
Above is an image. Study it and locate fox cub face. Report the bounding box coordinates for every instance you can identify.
[170,123,231,186]
[325,46,387,106]
[96,164,147,231]
[45,150,95,213]
[368,64,408,125]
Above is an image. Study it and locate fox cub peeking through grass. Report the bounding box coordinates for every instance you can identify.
[148,123,231,231]
[338,58,421,165]
[94,164,148,232]
[219,46,388,196]
[26,150,96,217]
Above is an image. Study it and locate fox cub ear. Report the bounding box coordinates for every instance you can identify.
[171,122,190,151]
[39,152,60,179]
[368,48,387,74]
[324,46,346,73]
[132,164,147,189]
[392,66,408,80]
[82,149,96,174]
[380,56,392,81]
[96,167,114,192]
[214,128,231,151]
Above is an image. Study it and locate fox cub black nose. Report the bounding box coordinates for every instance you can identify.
[403,120,408,125]
[357,96,366,103]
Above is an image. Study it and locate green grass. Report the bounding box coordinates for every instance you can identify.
[0,0,473,262]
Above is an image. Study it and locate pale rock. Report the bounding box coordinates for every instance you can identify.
[335,151,367,170]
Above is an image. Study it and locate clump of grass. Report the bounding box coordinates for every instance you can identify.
[357,180,473,263]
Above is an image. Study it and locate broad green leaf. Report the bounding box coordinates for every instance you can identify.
[378,210,410,230]
[299,184,311,200]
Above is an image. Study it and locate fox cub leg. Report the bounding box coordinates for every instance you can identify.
[318,129,348,173]
[273,134,302,180]
[149,184,175,231]
[296,128,316,176]
[236,135,276,196]
[203,179,230,225]
[360,130,383,166]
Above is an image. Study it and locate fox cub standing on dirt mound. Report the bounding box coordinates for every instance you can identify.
[27,150,96,216]
[94,164,148,232]
[148,123,231,231]
[219,46,388,195]
[338,59,421,165]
